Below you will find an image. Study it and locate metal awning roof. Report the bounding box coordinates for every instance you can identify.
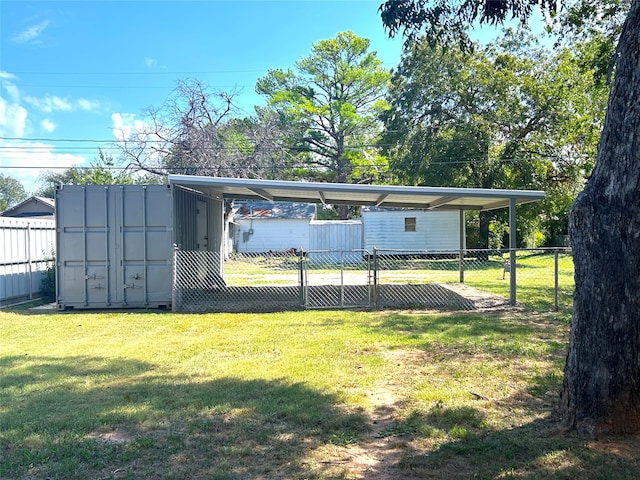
[168,175,545,211]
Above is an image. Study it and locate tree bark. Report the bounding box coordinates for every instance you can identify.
[560,1,640,436]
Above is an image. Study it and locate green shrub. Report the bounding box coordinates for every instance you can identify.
[40,255,56,302]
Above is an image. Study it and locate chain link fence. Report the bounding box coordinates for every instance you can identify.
[172,247,574,313]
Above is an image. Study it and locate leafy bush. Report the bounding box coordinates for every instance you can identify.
[40,254,56,302]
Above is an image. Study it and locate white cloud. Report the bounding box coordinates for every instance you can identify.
[0,139,87,194]
[41,119,56,132]
[112,112,147,141]
[145,57,157,68]
[0,95,28,137]
[12,20,49,44]
[1,72,21,103]
[25,95,73,113]
[24,95,102,113]
[0,83,91,194]
[3,83,21,103]
[77,98,100,111]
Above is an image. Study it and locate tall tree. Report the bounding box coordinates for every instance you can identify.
[116,79,291,179]
[0,174,27,212]
[381,30,606,247]
[380,0,639,435]
[256,31,391,218]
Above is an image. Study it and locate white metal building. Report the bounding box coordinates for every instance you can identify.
[362,208,464,253]
[232,201,315,253]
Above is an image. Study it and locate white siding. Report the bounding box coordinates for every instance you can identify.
[363,210,463,252]
[234,218,310,252]
[309,220,363,251]
[1,217,56,304]
[309,220,363,263]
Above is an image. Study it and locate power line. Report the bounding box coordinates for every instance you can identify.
[7,70,270,76]
[14,84,256,90]
[7,62,399,77]
[0,155,585,171]
[1,135,579,148]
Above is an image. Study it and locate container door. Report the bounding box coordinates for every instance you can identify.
[196,200,208,251]
[120,186,173,307]
[56,186,112,308]
[56,185,173,309]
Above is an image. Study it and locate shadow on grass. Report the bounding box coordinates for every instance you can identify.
[0,355,367,480]
[363,393,640,480]
[391,413,640,479]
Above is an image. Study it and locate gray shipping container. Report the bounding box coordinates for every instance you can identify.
[55,184,174,310]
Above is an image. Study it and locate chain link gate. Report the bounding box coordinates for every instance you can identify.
[172,247,573,313]
[302,250,372,309]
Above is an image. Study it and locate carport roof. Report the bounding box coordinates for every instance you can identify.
[168,175,544,211]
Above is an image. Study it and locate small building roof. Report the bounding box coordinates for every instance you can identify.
[169,175,544,211]
[1,196,55,218]
[233,201,315,219]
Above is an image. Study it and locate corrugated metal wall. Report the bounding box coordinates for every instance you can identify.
[0,217,56,305]
[363,210,463,252]
[309,220,363,261]
[56,184,174,309]
[173,186,223,253]
[234,218,311,252]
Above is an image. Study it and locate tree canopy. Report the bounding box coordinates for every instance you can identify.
[256,31,391,188]
[381,30,607,246]
[36,150,149,198]
[0,174,27,212]
[115,79,296,180]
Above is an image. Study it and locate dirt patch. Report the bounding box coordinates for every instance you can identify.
[86,430,134,444]
[313,349,425,479]
[335,385,401,479]
[439,283,510,309]
[587,438,640,458]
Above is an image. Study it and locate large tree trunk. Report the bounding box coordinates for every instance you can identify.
[560,2,640,436]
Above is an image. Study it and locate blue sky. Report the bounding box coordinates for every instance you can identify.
[0,0,524,194]
[0,0,409,192]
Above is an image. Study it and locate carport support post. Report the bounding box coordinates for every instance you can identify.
[509,198,517,305]
[459,209,465,283]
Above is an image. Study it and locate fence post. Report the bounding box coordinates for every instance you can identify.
[171,244,178,312]
[459,209,465,283]
[373,248,379,309]
[299,248,305,307]
[26,222,33,300]
[554,249,559,311]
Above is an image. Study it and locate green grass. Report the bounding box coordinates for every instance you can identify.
[2,304,637,479]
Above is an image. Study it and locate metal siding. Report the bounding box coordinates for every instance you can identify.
[172,187,224,280]
[235,218,310,252]
[56,185,173,309]
[424,211,462,250]
[309,221,363,251]
[0,218,55,304]
[363,210,461,252]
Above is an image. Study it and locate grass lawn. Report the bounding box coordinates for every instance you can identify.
[1,303,638,479]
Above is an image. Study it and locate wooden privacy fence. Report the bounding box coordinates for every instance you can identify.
[0,217,56,306]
